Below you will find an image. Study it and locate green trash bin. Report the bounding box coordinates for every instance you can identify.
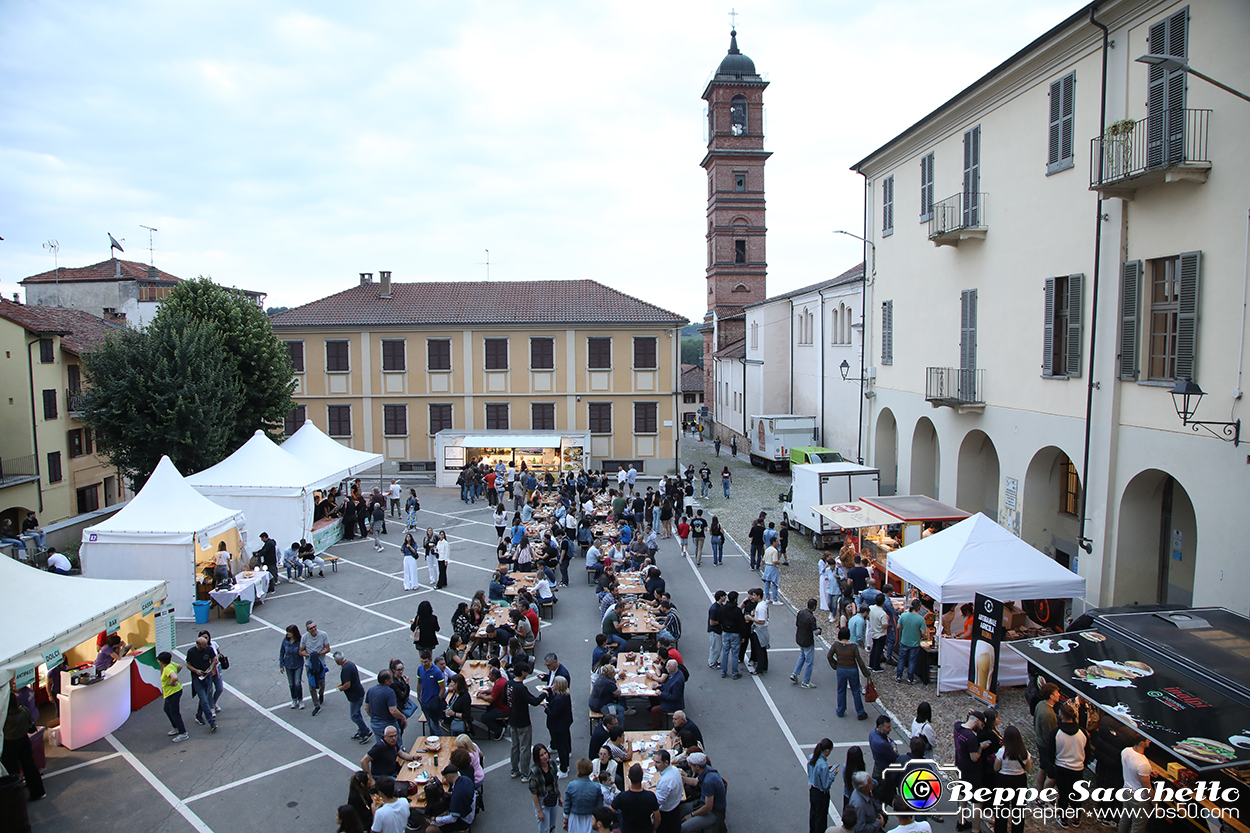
[234,598,252,624]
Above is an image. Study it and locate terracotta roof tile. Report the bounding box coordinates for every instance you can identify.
[269,279,688,328]
[0,299,124,355]
[680,365,705,391]
[20,258,183,285]
[712,338,746,359]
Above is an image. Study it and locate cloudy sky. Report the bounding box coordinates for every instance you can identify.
[0,0,1082,322]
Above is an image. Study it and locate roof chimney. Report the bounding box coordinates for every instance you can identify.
[379,270,392,297]
[148,266,159,280]
[359,272,373,286]
[115,259,122,278]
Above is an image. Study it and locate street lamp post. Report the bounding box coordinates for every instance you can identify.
[1135,54,1250,104]
[1169,378,1241,447]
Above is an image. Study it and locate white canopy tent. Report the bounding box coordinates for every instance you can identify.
[187,430,335,552]
[886,512,1087,693]
[80,456,246,620]
[281,420,383,482]
[0,556,166,754]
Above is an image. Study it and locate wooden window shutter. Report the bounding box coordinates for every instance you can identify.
[960,290,977,372]
[1174,251,1201,380]
[1042,278,1056,376]
[881,300,893,366]
[1147,9,1188,168]
[1066,273,1083,378]
[882,176,894,236]
[1048,80,1063,168]
[1060,74,1075,163]
[962,127,980,226]
[919,154,934,220]
[1119,261,1142,380]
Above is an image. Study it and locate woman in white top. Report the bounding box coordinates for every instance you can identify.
[818,558,836,621]
[992,725,1031,833]
[435,531,451,589]
[590,745,619,798]
[493,506,507,542]
[911,701,938,756]
[214,542,232,584]
[401,534,422,591]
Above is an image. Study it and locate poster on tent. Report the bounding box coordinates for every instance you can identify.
[311,518,343,553]
[968,593,1004,705]
[155,604,176,657]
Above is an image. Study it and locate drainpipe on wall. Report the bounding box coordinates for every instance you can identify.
[26,337,45,513]
[857,170,870,465]
[673,327,680,475]
[818,288,828,447]
[789,300,794,414]
[741,357,748,440]
[1078,7,1110,555]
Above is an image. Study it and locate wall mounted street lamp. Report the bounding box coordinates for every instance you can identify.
[1135,54,1250,104]
[838,359,864,382]
[1169,377,1240,446]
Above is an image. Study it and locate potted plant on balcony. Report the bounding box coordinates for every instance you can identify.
[1104,118,1136,179]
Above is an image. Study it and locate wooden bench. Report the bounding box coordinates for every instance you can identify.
[586,567,597,585]
[589,709,602,732]
[324,555,341,573]
[538,599,556,620]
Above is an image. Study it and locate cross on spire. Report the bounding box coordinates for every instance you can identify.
[728,8,738,30]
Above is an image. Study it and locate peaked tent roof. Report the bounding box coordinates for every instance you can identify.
[0,556,166,689]
[886,512,1087,605]
[85,456,245,543]
[187,430,336,494]
[281,421,383,480]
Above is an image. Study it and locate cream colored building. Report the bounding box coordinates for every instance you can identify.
[852,0,1250,613]
[270,273,688,476]
[0,299,128,541]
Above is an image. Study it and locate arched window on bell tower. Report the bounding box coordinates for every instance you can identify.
[730,95,748,136]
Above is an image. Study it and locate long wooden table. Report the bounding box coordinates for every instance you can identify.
[621,730,680,790]
[615,571,646,596]
[460,659,496,706]
[395,736,455,811]
[473,603,513,639]
[504,572,538,598]
[614,651,661,699]
[619,601,661,639]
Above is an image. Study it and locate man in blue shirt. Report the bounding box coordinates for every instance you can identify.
[430,764,476,831]
[678,752,725,831]
[364,670,406,747]
[868,715,900,780]
[414,650,447,735]
[333,651,370,743]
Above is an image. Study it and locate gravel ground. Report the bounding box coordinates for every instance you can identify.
[678,433,1113,832]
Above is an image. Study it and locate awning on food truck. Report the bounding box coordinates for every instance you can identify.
[459,435,565,449]
[813,502,899,530]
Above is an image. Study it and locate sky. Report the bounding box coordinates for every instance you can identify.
[0,0,1084,323]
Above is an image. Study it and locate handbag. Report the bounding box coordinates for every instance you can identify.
[864,679,878,703]
[218,653,230,671]
[449,718,467,734]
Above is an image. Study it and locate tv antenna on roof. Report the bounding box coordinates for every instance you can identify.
[43,239,61,306]
[139,225,158,265]
[478,249,490,281]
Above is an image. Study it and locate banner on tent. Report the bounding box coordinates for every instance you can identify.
[968,593,1004,706]
[155,604,176,656]
[15,664,36,688]
[106,615,120,634]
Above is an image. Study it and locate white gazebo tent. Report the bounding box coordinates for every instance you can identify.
[187,430,335,553]
[885,512,1087,692]
[0,557,166,748]
[80,456,247,620]
[281,420,383,483]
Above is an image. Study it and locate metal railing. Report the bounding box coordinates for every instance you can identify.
[67,388,86,414]
[926,367,984,406]
[0,453,38,486]
[1090,109,1210,188]
[928,192,988,240]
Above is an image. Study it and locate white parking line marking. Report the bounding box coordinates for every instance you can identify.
[42,752,123,779]
[183,753,326,803]
[106,734,216,833]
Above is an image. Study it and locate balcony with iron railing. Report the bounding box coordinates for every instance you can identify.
[928,192,988,247]
[926,367,985,413]
[0,453,39,489]
[1089,109,1211,199]
[67,387,86,416]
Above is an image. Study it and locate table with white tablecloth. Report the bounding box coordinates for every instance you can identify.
[209,570,270,610]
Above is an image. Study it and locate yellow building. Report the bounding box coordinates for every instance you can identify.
[270,273,688,477]
[0,299,128,545]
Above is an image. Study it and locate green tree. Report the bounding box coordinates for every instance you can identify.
[156,277,296,447]
[81,314,244,489]
[681,337,703,367]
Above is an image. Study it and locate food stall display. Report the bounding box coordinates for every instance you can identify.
[432,430,591,488]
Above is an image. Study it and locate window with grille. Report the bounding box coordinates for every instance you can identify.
[485,403,509,429]
[532,403,555,430]
[427,339,451,371]
[382,339,406,371]
[285,341,304,372]
[588,337,612,369]
[633,337,657,369]
[326,340,350,372]
[383,404,407,436]
[634,402,657,434]
[588,403,612,434]
[484,338,509,370]
[530,337,554,370]
[284,405,306,436]
[429,404,453,434]
[327,404,352,437]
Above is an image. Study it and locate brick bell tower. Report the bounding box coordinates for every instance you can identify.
[700,29,770,421]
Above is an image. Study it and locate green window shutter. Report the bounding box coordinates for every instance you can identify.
[962,127,981,226]
[1120,261,1142,380]
[881,300,893,366]
[1174,251,1201,380]
[960,289,977,372]
[1060,74,1075,164]
[1042,278,1056,377]
[1066,273,1083,378]
[1048,80,1063,168]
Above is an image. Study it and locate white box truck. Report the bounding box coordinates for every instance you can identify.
[779,462,881,549]
[748,414,817,472]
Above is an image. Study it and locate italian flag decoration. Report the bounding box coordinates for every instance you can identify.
[131,646,163,711]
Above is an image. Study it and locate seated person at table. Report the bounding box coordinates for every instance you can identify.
[481,665,509,740]
[423,764,476,833]
[482,623,514,660]
[671,711,703,748]
[671,729,704,770]
[602,601,629,651]
[508,608,535,643]
[656,602,682,645]
[644,567,665,601]
[586,539,605,581]
[282,542,305,583]
[488,571,509,602]
[443,635,469,674]
[360,726,415,783]
[649,659,686,730]
[500,637,529,673]
[588,657,624,722]
[589,713,619,758]
[534,573,556,605]
[657,637,686,673]
[595,564,617,595]
[517,594,541,634]
[299,540,326,577]
[371,777,410,833]
[618,522,632,547]
[591,745,620,795]
[591,634,614,672]
[94,634,132,674]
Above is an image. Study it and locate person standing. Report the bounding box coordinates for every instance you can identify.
[808,739,839,833]
[953,711,989,832]
[507,663,547,782]
[253,532,280,590]
[414,650,447,735]
[708,517,724,566]
[744,588,770,674]
[334,651,371,743]
[1051,703,1086,827]
[530,743,564,833]
[729,437,737,457]
[747,517,765,572]
[436,531,451,589]
[689,510,707,565]
[720,467,731,498]
[706,591,725,669]
[545,676,573,777]
[1033,683,1062,792]
[370,502,385,552]
[156,652,189,744]
[698,463,711,498]
[342,495,358,541]
[565,758,605,833]
[614,764,660,833]
[184,635,219,731]
[992,725,1031,833]
[895,600,929,684]
[365,670,406,746]
[790,599,821,689]
[401,534,422,591]
[299,620,331,716]
[652,749,683,833]
[279,624,305,708]
[388,479,402,517]
[718,591,745,679]
[370,776,409,833]
[867,594,890,672]
[761,541,781,603]
[197,629,225,714]
[779,524,790,566]
[828,627,870,719]
[406,489,420,527]
[1118,733,1152,833]
[423,528,440,586]
[411,600,440,653]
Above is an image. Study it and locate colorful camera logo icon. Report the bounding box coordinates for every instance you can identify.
[883,760,963,816]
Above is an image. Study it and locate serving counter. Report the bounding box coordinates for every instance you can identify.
[58,655,134,749]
